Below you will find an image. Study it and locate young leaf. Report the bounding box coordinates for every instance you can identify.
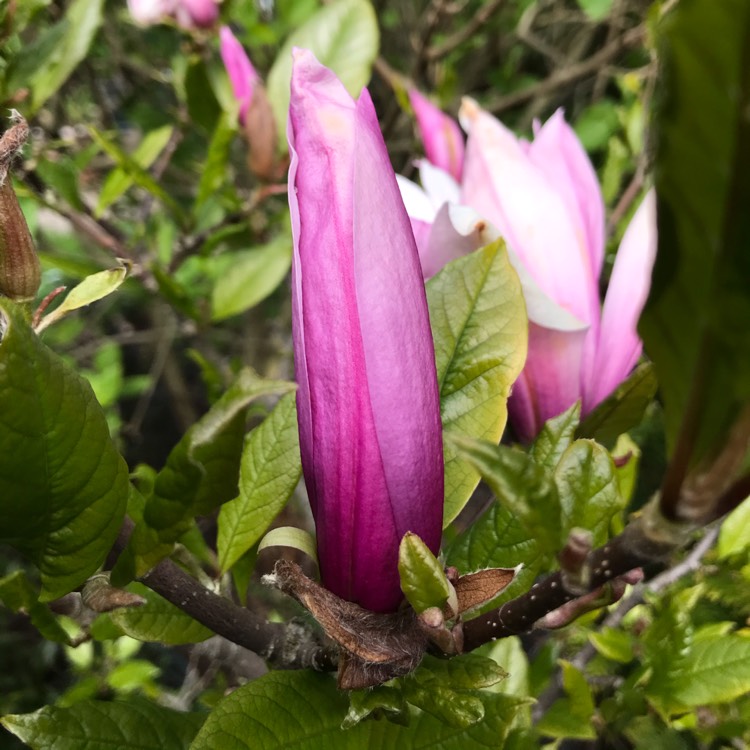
[218,392,302,572]
[257,526,317,565]
[398,532,452,613]
[0,300,128,600]
[1,697,205,750]
[36,261,131,333]
[531,402,581,470]
[427,241,528,526]
[447,434,560,553]
[196,112,238,209]
[717,495,750,558]
[554,440,624,546]
[640,0,750,469]
[400,684,485,729]
[537,661,596,740]
[266,0,379,147]
[189,670,526,749]
[109,583,212,646]
[415,653,507,691]
[342,686,408,729]
[577,363,657,448]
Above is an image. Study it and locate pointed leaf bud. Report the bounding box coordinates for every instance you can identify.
[0,113,40,303]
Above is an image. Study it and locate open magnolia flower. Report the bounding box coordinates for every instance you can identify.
[399,99,657,442]
[288,50,444,613]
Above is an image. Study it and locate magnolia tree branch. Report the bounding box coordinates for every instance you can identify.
[461,497,697,651]
[108,519,338,672]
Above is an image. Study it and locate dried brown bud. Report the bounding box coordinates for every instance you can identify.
[0,113,40,302]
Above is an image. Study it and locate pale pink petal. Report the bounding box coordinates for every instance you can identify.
[584,190,657,410]
[174,0,218,27]
[409,89,465,181]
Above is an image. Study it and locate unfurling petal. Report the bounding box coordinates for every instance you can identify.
[409,89,465,181]
[289,50,443,613]
[584,190,657,410]
[220,27,260,126]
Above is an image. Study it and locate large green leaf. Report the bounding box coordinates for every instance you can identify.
[554,440,624,546]
[109,583,212,646]
[2,698,205,750]
[639,0,750,468]
[7,0,104,114]
[0,300,128,600]
[189,670,525,749]
[267,0,379,147]
[217,392,302,572]
[427,242,527,526]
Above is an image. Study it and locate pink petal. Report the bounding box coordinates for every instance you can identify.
[174,0,218,28]
[128,0,175,24]
[220,27,260,126]
[459,99,599,329]
[584,190,657,410]
[508,323,588,443]
[409,89,465,181]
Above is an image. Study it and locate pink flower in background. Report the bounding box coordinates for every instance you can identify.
[409,90,465,182]
[219,27,260,126]
[400,100,657,442]
[288,50,444,613]
[127,0,218,29]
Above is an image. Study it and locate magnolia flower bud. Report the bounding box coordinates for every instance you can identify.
[0,114,40,303]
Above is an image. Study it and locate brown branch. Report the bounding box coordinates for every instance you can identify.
[484,24,646,115]
[109,519,338,672]
[461,497,695,651]
[425,0,508,61]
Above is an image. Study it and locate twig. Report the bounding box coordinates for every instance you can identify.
[484,24,646,115]
[109,518,338,672]
[425,0,507,61]
[531,525,721,722]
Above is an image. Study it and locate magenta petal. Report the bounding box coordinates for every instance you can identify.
[288,50,443,612]
[584,190,657,410]
[409,89,465,181]
[220,27,259,126]
[527,109,606,282]
[508,323,588,443]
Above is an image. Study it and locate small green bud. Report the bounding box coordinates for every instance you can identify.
[0,112,40,302]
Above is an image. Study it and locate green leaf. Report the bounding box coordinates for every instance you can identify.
[446,502,544,609]
[400,684,485,729]
[10,0,104,114]
[537,661,596,740]
[211,237,292,321]
[574,99,620,151]
[109,583,212,645]
[554,440,623,545]
[398,532,452,613]
[257,526,317,564]
[36,261,131,333]
[0,570,70,643]
[189,670,525,749]
[448,434,560,553]
[576,0,614,21]
[589,626,635,664]
[427,241,528,526]
[639,1,750,467]
[145,370,295,540]
[531,402,580,470]
[217,393,302,572]
[196,112,238,209]
[718,495,750,558]
[267,0,379,147]
[2,697,205,750]
[416,653,507,691]
[670,635,750,709]
[97,125,175,215]
[0,300,128,600]
[342,686,408,729]
[577,363,658,448]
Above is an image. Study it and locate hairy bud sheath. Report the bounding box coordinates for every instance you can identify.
[0,115,40,302]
